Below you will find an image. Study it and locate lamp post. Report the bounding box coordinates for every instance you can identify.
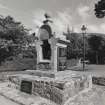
[81,25,87,71]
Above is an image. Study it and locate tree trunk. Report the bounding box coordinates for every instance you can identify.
[96,51,98,64]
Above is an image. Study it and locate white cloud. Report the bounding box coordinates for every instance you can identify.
[33,9,73,38]
[100,23,105,32]
[88,25,98,32]
[77,5,90,22]
[0,4,11,10]
[52,11,72,35]
[33,9,47,35]
[74,27,80,33]
[32,7,105,37]
[33,9,46,27]
[87,24,105,34]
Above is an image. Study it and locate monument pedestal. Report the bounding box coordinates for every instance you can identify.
[7,71,92,105]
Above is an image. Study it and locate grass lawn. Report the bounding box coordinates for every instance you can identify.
[68,64,105,77]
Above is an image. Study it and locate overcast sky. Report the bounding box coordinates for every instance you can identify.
[0,0,105,35]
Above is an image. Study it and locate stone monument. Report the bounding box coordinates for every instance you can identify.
[7,14,92,105]
[35,18,69,72]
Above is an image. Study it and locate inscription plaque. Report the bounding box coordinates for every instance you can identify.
[20,80,32,94]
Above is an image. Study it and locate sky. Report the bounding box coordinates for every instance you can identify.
[0,0,105,36]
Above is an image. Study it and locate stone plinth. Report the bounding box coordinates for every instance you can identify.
[7,73,92,105]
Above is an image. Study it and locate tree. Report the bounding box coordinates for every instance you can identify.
[64,29,84,59]
[94,0,105,64]
[88,35,105,64]
[0,15,30,64]
[94,0,105,18]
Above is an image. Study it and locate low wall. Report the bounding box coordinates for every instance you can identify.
[7,74,92,105]
[92,76,105,86]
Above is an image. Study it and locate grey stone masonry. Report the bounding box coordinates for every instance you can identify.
[7,73,92,105]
